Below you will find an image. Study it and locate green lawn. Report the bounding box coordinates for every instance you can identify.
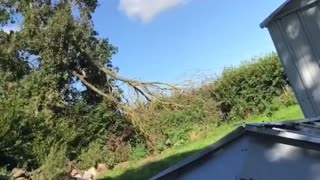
[99,105,303,180]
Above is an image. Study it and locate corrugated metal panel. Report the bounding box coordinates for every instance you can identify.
[300,3,320,73]
[266,1,320,118]
[280,12,320,114]
[268,22,317,117]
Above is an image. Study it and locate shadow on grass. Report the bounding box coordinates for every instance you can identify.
[100,148,205,180]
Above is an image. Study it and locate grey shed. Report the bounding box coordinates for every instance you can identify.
[261,0,320,118]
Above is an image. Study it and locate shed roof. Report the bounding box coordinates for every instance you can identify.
[260,0,320,28]
[151,118,320,180]
[260,0,293,28]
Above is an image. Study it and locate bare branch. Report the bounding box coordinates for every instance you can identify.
[99,66,180,102]
[100,67,178,88]
[72,71,119,104]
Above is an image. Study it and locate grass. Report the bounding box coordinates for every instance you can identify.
[99,105,303,180]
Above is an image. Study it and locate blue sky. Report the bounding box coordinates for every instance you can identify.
[93,0,285,83]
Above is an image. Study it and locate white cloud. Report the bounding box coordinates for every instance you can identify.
[1,25,21,33]
[119,0,189,23]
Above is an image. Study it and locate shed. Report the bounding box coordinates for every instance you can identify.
[261,0,320,118]
[151,119,320,180]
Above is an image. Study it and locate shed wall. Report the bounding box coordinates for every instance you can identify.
[268,1,320,118]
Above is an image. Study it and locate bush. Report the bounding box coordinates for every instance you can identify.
[34,144,68,180]
[0,86,141,174]
[130,144,148,161]
[0,166,8,179]
[78,136,134,169]
[77,141,106,170]
[272,85,297,108]
[212,53,288,120]
[124,53,295,154]
[0,52,296,174]
[126,85,220,152]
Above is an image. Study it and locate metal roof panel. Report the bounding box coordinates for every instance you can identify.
[151,118,320,179]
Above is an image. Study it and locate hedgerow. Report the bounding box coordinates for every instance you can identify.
[127,53,295,153]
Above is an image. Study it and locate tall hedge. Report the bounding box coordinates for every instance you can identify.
[212,53,288,120]
[126,53,293,153]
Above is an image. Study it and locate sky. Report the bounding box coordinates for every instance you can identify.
[0,0,285,84]
[92,0,285,84]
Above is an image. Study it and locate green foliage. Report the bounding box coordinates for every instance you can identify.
[126,53,296,155]
[78,141,107,170]
[127,86,220,152]
[101,105,303,180]
[0,0,140,176]
[103,134,133,168]
[272,85,297,108]
[0,166,8,179]
[0,1,298,176]
[212,53,288,120]
[130,144,148,161]
[34,144,68,180]
[78,135,135,169]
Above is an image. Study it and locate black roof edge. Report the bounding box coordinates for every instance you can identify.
[245,124,320,145]
[281,116,320,124]
[260,0,293,28]
[247,116,320,128]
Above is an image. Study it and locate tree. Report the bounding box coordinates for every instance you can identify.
[0,1,178,177]
[1,0,120,107]
[0,0,143,176]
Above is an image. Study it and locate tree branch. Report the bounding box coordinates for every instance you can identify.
[99,66,179,102]
[72,71,119,104]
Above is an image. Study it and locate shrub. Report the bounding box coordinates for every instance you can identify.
[33,144,68,180]
[130,144,148,161]
[212,53,288,120]
[0,52,296,174]
[124,53,294,154]
[273,85,297,108]
[0,166,8,179]
[78,130,140,169]
[0,87,140,174]
[126,85,220,152]
[103,133,136,168]
[77,141,106,170]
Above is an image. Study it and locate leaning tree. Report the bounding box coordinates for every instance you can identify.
[0,0,177,177]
